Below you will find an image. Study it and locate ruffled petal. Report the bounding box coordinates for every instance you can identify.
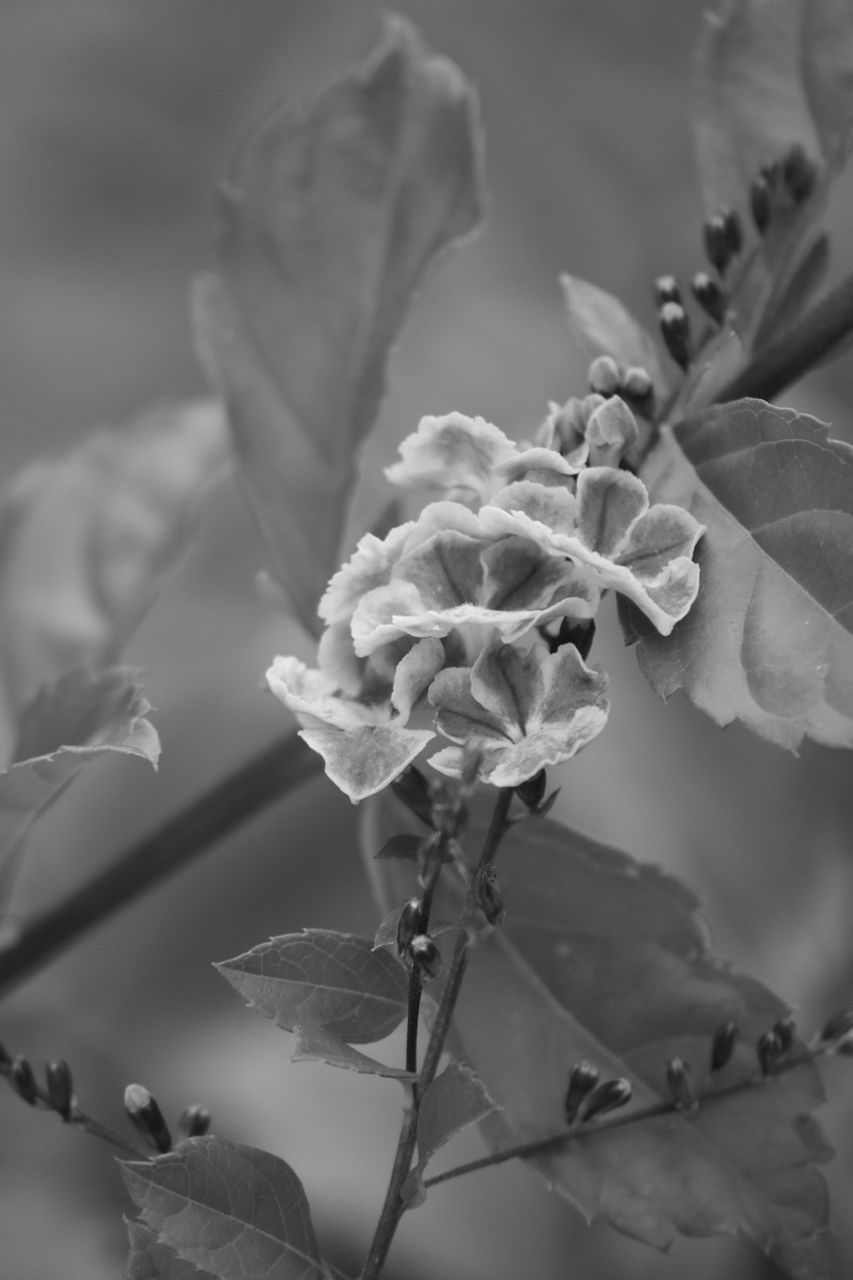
[299,724,434,803]
[576,467,648,558]
[496,446,581,486]
[319,522,415,625]
[532,643,610,729]
[483,481,578,537]
[584,397,639,468]
[266,656,378,730]
[616,503,705,580]
[390,637,446,721]
[350,580,425,655]
[477,706,609,786]
[385,412,518,503]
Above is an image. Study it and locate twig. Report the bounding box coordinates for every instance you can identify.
[360,788,514,1280]
[0,732,321,1000]
[422,1042,836,1191]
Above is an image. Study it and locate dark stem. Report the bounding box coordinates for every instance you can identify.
[0,732,321,1000]
[360,788,515,1280]
[714,269,853,404]
[422,1042,834,1191]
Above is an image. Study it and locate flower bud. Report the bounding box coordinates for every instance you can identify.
[703,211,739,275]
[579,1077,632,1122]
[11,1056,38,1106]
[710,1020,738,1073]
[691,271,726,324]
[750,174,772,233]
[722,207,743,255]
[474,866,505,926]
[564,1061,599,1123]
[396,897,427,956]
[820,1008,853,1046]
[585,396,639,467]
[587,355,622,397]
[772,1016,795,1054]
[45,1059,74,1121]
[391,766,435,830]
[782,143,817,203]
[176,1104,212,1140]
[409,934,442,982]
[666,1057,696,1111]
[124,1083,172,1153]
[757,1029,784,1076]
[621,366,654,416]
[653,274,682,307]
[659,301,691,370]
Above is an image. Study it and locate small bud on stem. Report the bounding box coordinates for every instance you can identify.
[579,1077,632,1122]
[710,1020,738,1073]
[11,1056,38,1106]
[124,1083,172,1153]
[691,271,726,325]
[653,274,682,307]
[474,865,505,926]
[666,1058,696,1111]
[45,1060,74,1121]
[176,1104,212,1140]
[564,1061,599,1124]
[408,935,442,982]
[587,354,622,397]
[659,301,691,370]
[757,1029,784,1076]
[396,898,427,956]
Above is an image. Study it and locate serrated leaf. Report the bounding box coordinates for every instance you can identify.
[125,1219,216,1280]
[216,928,409,1043]
[0,399,227,756]
[0,667,159,899]
[373,904,456,953]
[122,1137,323,1280]
[365,793,833,1280]
[291,1023,414,1081]
[560,275,668,400]
[194,17,483,635]
[624,398,853,750]
[415,1060,496,1173]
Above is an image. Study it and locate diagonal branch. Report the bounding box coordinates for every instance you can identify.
[0,731,321,1001]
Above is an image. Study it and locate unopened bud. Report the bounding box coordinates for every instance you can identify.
[691,271,726,324]
[474,866,505,926]
[757,1029,784,1076]
[517,769,547,810]
[585,396,639,467]
[820,1008,853,1046]
[620,366,654,416]
[782,143,817,203]
[391,766,434,830]
[11,1056,38,1105]
[773,1016,795,1054]
[659,301,691,370]
[45,1060,74,1120]
[579,1077,632,1122]
[396,898,427,956]
[666,1058,696,1111]
[703,211,737,275]
[722,207,743,255]
[710,1020,738,1073]
[124,1083,172,1153]
[653,274,682,307]
[750,174,773,233]
[409,934,441,982]
[176,1104,212,1140]
[564,1061,599,1123]
[587,354,622,397]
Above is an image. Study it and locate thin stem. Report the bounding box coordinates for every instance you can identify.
[0,732,321,1001]
[714,269,853,405]
[360,788,514,1280]
[0,1062,145,1159]
[404,839,447,1077]
[422,1042,835,1191]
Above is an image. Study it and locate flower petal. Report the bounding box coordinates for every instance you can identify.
[533,643,610,729]
[267,655,376,730]
[391,637,446,721]
[469,640,545,733]
[351,580,425,655]
[428,666,513,742]
[385,412,518,502]
[299,724,434,803]
[576,467,648,558]
[496,446,581,486]
[477,705,609,786]
[319,522,415,625]
[616,503,705,580]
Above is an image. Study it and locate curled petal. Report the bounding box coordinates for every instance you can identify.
[484,482,578,537]
[616,503,705,579]
[351,580,425,655]
[267,655,383,731]
[385,412,518,502]
[497,446,582,486]
[317,621,365,696]
[391,637,446,721]
[319,522,415,625]
[300,723,434,803]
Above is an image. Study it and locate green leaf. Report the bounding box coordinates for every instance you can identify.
[122,1137,323,1280]
[0,667,159,900]
[125,1220,216,1280]
[0,399,227,758]
[215,928,409,1043]
[560,275,668,400]
[291,1023,415,1081]
[194,17,483,635]
[624,398,853,750]
[365,793,833,1280]
[414,1061,495,1174]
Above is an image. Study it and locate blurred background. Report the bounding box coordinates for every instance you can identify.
[1,2,852,1277]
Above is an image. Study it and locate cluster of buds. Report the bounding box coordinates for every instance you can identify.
[124,1083,212,1154]
[586,354,655,421]
[564,1060,632,1126]
[750,143,819,234]
[1,1041,76,1122]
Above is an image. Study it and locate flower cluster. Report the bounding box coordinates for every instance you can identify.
[267,389,704,801]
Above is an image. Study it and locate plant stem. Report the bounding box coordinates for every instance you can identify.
[360,788,514,1280]
[421,1043,835,1191]
[714,269,853,404]
[0,732,321,1001]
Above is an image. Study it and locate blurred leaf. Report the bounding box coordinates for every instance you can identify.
[624,398,853,750]
[125,1220,215,1280]
[215,928,409,1043]
[413,1060,495,1174]
[560,275,667,398]
[122,1137,323,1280]
[291,1023,414,1080]
[0,399,227,760]
[195,16,484,635]
[365,793,833,1279]
[0,667,159,901]
[753,231,830,349]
